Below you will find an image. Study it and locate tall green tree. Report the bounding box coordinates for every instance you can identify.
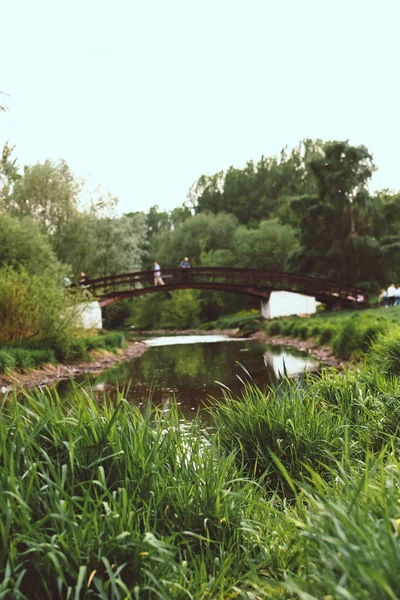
[8,159,80,255]
[188,140,322,226]
[293,141,378,284]
[0,210,62,275]
[233,219,300,270]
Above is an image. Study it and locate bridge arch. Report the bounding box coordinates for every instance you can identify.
[84,267,369,310]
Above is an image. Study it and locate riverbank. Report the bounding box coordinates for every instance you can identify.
[0,328,344,392]
[0,340,149,392]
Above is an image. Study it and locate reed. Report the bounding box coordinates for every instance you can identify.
[3,366,400,598]
[0,387,289,598]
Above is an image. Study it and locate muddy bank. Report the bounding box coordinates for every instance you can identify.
[250,330,346,369]
[0,341,149,392]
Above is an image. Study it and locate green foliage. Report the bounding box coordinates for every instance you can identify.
[0,332,126,373]
[0,211,60,275]
[0,347,56,373]
[7,159,80,251]
[367,329,400,375]
[127,294,167,330]
[148,211,239,268]
[202,310,262,334]
[266,311,391,360]
[0,349,16,373]
[287,454,400,599]
[212,380,351,491]
[233,219,300,270]
[0,265,79,344]
[189,139,321,225]
[160,289,202,329]
[0,392,277,598]
[102,299,134,329]
[3,368,400,596]
[266,320,282,335]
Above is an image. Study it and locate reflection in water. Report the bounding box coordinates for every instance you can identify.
[57,336,318,422]
[263,347,315,378]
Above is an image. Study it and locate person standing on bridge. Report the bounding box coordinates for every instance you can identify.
[79,272,92,298]
[180,257,191,282]
[153,262,165,286]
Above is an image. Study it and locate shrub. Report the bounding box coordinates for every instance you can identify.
[0,265,80,345]
[267,320,282,336]
[0,350,16,373]
[280,319,296,337]
[102,299,134,329]
[29,349,56,367]
[9,348,34,370]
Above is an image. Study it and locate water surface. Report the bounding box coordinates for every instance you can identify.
[57,335,318,422]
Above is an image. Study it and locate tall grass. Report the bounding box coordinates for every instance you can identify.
[0,388,291,598]
[285,451,400,599]
[210,366,397,493]
[265,311,391,359]
[3,368,400,598]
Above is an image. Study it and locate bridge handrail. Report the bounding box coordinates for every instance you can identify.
[86,267,370,297]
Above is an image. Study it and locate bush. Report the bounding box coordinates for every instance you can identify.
[102,332,126,350]
[0,350,16,373]
[267,320,282,336]
[102,299,134,329]
[29,349,56,367]
[280,319,296,337]
[0,265,80,345]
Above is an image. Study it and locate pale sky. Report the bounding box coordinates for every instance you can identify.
[1,0,399,214]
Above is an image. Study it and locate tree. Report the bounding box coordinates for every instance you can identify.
[233,219,300,270]
[0,143,20,206]
[9,159,80,254]
[188,140,322,225]
[309,141,375,238]
[0,211,61,275]
[88,212,148,278]
[149,212,240,268]
[293,141,378,283]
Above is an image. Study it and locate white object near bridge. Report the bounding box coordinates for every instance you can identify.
[77,301,103,329]
[260,291,317,319]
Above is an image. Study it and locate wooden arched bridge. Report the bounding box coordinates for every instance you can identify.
[83,267,370,309]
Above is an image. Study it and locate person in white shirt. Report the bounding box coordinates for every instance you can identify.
[387,283,396,307]
[395,285,400,307]
[153,262,165,286]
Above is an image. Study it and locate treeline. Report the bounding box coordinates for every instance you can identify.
[1,138,400,332]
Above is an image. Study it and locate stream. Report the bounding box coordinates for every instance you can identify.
[56,334,319,423]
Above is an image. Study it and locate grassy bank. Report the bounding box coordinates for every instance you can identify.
[0,331,127,374]
[258,306,400,362]
[2,365,400,598]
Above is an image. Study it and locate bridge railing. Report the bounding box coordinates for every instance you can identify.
[85,267,369,304]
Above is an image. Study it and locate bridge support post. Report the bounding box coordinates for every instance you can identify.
[260,299,271,319]
[260,291,317,320]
